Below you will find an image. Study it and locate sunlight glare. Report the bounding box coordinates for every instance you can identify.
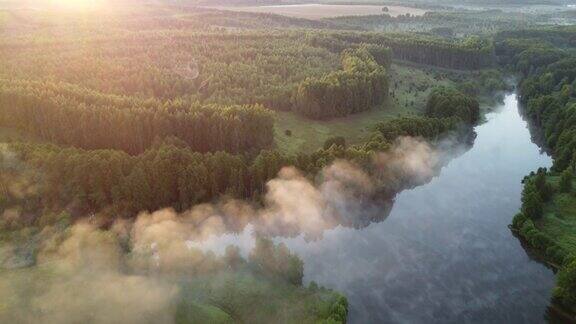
[49,0,109,11]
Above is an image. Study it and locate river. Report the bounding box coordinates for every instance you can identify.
[277,92,557,323]
[191,92,557,322]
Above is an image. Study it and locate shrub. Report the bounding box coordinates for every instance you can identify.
[511,212,528,229]
[425,86,480,124]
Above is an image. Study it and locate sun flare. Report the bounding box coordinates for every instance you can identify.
[49,0,109,10]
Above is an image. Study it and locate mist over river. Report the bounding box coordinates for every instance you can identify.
[279,92,557,323]
[191,92,557,323]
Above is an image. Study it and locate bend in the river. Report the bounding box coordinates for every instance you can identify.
[279,92,556,323]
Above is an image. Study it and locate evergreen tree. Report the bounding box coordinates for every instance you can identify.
[522,182,544,220]
[560,169,573,193]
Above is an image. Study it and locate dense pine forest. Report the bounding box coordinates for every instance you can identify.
[0,4,495,221]
[309,31,494,69]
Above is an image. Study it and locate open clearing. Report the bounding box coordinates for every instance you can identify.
[273,62,501,155]
[209,4,427,20]
[274,63,453,155]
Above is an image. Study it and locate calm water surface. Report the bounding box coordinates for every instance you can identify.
[194,92,556,323]
[278,93,556,323]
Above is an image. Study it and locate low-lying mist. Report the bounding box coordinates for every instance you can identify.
[0,135,471,323]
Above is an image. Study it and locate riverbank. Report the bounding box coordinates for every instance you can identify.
[511,171,576,318]
[278,92,555,322]
[494,26,576,315]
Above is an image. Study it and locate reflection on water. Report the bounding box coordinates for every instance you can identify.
[279,93,555,323]
[195,93,556,323]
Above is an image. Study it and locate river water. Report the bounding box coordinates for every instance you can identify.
[191,92,557,322]
[277,92,556,323]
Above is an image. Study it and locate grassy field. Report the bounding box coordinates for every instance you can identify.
[0,257,344,323]
[178,271,345,323]
[537,176,576,253]
[209,4,427,20]
[274,63,456,155]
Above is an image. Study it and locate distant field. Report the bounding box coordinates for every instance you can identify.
[209,4,427,20]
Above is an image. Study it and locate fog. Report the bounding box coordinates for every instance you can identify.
[0,135,460,323]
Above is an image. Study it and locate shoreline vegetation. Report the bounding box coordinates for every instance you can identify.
[498,26,576,318]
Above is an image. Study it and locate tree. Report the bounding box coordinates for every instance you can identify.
[555,260,576,306]
[522,182,544,220]
[249,237,304,285]
[560,169,573,193]
[323,136,346,150]
[534,170,554,202]
[425,86,480,124]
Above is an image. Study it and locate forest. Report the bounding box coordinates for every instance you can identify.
[0,79,274,154]
[293,46,389,119]
[1,1,570,323]
[0,7,491,223]
[1,110,468,227]
[309,31,494,70]
[0,11,486,318]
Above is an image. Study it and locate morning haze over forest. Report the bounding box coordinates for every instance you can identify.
[1,0,576,323]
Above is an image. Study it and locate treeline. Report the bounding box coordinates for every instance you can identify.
[6,141,279,215]
[497,27,576,309]
[309,32,494,70]
[374,116,459,142]
[0,80,274,154]
[3,139,375,219]
[426,86,480,124]
[329,10,536,37]
[1,113,467,229]
[495,30,571,76]
[496,27,576,58]
[293,47,388,119]
[190,8,357,31]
